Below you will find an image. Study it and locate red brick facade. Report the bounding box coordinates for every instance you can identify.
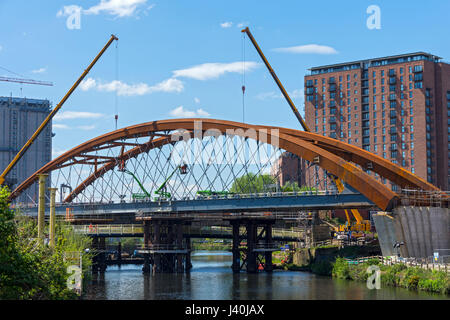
[304,53,450,191]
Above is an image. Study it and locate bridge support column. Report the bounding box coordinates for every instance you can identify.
[246,221,257,273]
[37,174,48,243]
[264,223,273,273]
[231,221,241,273]
[228,217,275,274]
[98,237,107,273]
[137,216,192,273]
[186,237,192,272]
[117,241,122,267]
[142,221,151,274]
[92,236,99,273]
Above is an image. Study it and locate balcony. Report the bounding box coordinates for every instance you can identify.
[413,65,423,73]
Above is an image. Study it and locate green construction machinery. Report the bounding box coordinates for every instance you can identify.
[196,190,233,197]
[122,164,188,201]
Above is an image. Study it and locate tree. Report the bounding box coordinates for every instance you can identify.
[230,173,277,194]
[0,186,90,299]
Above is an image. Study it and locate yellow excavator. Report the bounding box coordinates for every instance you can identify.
[241,27,371,238]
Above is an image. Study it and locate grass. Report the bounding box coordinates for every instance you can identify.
[331,257,450,295]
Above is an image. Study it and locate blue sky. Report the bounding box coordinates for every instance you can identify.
[0,0,449,158]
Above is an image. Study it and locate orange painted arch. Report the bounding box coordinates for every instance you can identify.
[9,118,435,211]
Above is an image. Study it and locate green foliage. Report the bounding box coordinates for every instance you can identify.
[330,255,449,295]
[230,173,276,194]
[0,186,91,299]
[311,261,332,276]
[332,257,351,279]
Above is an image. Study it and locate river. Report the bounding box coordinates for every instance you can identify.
[83,251,447,300]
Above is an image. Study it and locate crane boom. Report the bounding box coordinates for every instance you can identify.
[241,27,310,132]
[242,27,370,234]
[0,76,53,86]
[0,34,118,186]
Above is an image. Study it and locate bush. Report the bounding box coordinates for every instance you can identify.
[311,260,333,276]
[0,186,91,299]
[332,257,351,279]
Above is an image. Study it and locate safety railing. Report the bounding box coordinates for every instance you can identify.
[17,189,343,209]
[344,255,450,273]
[72,224,306,240]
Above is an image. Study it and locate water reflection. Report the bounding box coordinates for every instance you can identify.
[83,251,447,300]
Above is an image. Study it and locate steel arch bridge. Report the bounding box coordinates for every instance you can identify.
[9,118,438,211]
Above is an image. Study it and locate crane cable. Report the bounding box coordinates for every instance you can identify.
[241,31,246,123]
[114,39,119,130]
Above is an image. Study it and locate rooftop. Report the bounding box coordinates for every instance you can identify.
[308,52,443,76]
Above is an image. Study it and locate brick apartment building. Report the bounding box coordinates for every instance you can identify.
[303,52,450,191]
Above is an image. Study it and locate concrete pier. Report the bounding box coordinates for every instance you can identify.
[373,206,450,258]
[138,217,192,273]
[228,218,276,273]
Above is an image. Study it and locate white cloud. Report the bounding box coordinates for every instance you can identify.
[220,21,233,28]
[148,78,184,93]
[290,89,304,99]
[54,111,105,121]
[172,61,260,81]
[80,77,184,96]
[57,5,82,17]
[236,22,248,28]
[84,0,151,17]
[52,148,69,158]
[80,77,97,91]
[77,125,96,130]
[53,124,70,129]
[255,91,281,100]
[57,1,153,19]
[256,89,304,100]
[169,106,210,118]
[194,97,200,104]
[31,67,47,74]
[273,44,338,55]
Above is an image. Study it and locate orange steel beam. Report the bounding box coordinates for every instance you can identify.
[267,126,438,191]
[9,119,403,210]
[64,136,172,202]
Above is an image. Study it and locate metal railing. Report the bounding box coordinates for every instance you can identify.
[72,224,306,239]
[344,255,450,273]
[15,190,342,209]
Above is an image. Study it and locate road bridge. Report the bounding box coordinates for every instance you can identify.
[7,118,445,273]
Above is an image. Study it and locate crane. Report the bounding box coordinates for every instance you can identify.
[241,27,370,237]
[0,76,53,86]
[0,34,118,187]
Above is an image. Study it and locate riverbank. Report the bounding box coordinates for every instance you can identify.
[276,244,449,295]
[191,241,231,251]
[332,257,449,295]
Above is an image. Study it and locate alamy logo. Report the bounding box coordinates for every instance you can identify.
[366,265,381,290]
[57,5,82,30]
[366,5,381,30]
[67,265,82,292]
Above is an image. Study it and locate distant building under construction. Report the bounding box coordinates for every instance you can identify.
[0,96,52,203]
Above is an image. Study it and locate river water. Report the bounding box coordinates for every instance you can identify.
[83,251,447,300]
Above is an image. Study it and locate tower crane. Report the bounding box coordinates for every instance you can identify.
[0,76,53,86]
[241,27,371,237]
[0,34,118,187]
